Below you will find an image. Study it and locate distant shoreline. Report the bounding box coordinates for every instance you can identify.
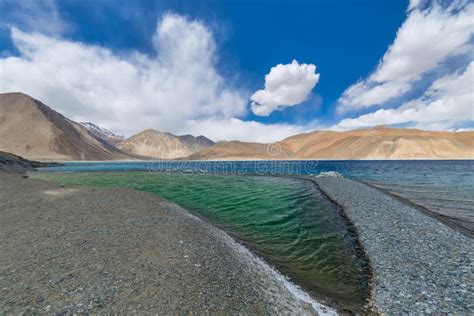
[4,154,472,313]
[38,158,474,163]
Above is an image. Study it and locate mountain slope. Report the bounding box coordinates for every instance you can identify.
[1,151,44,173]
[0,92,133,161]
[80,122,124,144]
[117,129,214,159]
[187,126,474,160]
[185,141,295,160]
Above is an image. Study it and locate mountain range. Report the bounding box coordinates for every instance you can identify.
[0,92,472,161]
[117,129,214,159]
[0,93,214,160]
[187,127,474,160]
[0,93,131,161]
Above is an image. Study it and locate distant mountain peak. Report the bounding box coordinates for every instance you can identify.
[195,135,214,146]
[80,122,124,140]
[117,129,214,159]
[137,129,174,136]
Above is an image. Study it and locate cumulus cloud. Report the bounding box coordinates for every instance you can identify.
[338,0,474,112]
[250,60,319,116]
[335,61,474,130]
[0,14,316,142]
[0,15,239,135]
[183,118,317,143]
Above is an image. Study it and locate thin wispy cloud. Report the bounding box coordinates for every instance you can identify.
[335,61,474,130]
[337,0,474,113]
[0,0,68,35]
[335,0,474,131]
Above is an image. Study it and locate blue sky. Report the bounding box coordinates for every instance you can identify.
[0,0,472,141]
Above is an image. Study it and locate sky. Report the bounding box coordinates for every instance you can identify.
[0,0,473,142]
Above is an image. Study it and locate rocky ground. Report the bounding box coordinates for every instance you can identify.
[0,151,58,173]
[0,173,333,314]
[314,176,473,314]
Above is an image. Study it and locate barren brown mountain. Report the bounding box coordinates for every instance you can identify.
[2,92,472,161]
[117,129,214,159]
[187,127,474,160]
[0,92,132,161]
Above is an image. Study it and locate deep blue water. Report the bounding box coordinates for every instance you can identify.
[39,160,474,233]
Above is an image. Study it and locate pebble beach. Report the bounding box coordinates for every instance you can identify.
[0,174,333,314]
[315,176,473,314]
[2,167,473,314]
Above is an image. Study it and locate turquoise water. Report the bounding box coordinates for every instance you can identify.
[34,160,474,309]
[40,160,474,233]
[32,172,369,310]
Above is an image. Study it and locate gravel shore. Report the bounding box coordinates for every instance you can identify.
[0,174,334,314]
[314,177,473,314]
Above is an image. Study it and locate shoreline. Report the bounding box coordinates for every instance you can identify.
[5,167,473,313]
[43,164,471,239]
[44,162,473,240]
[30,170,372,312]
[301,176,374,311]
[314,176,473,313]
[42,158,474,163]
[0,173,335,314]
[32,168,473,312]
[360,181,473,238]
[161,199,336,315]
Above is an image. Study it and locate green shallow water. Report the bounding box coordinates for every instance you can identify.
[32,172,368,310]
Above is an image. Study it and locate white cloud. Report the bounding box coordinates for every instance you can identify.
[0,14,257,139]
[250,60,319,116]
[408,0,422,11]
[455,127,474,132]
[0,0,67,35]
[335,61,474,130]
[183,118,316,143]
[0,14,315,143]
[338,0,474,112]
[338,81,411,111]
